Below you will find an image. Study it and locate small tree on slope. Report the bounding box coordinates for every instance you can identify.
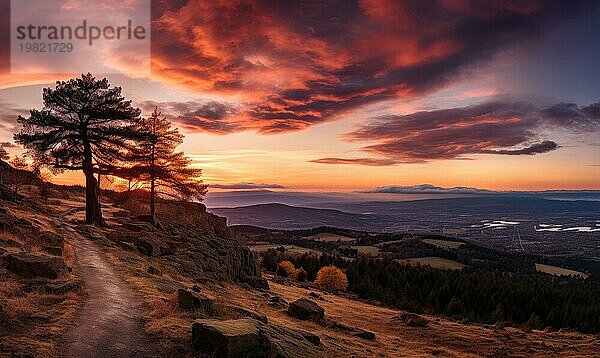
[14,73,142,225]
[127,107,207,217]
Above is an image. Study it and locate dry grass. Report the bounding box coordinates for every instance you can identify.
[63,241,76,268]
[0,286,82,357]
[422,238,465,250]
[350,245,380,255]
[535,263,588,279]
[0,199,83,357]
[220,278,600,357]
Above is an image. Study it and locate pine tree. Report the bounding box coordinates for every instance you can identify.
[127,108,207,217]
[14,73,142,225]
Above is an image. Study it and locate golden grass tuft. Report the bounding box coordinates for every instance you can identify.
[0,280,22,296]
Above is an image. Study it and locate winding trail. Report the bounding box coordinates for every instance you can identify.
[55,208,156,357]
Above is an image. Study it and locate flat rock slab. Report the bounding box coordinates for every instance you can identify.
[288,298,325,321]
[192,318,323,358]
[192,318,260,357]
[2,252,67,279]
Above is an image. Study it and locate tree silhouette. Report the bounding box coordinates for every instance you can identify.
[7,156,29,196]
[14,73,141,225]
[0,147,9,161]
[128,108,207,217]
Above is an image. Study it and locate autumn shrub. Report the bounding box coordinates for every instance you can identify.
[277,260,296,277]
[315,265,348,291]
[290,268,307,282]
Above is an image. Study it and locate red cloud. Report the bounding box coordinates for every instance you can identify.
[149,0,593,134]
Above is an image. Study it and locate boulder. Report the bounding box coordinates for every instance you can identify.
[352,329,376,340]
[177,288,215,313]
[191,318,323,358]
[25,279,83,294]
[269,295,288,307]
[147,266,161,275]
[39,231,65,247]
[396,312,428,327]
[308,292,325,301]
[260,323,323,357]
[288,298,324,321]
[327,320,376,340]
[226,305,268,323]
[241,276,270,290]
[191,318,260,357]
[42,246,63,256]
[134,214,163,229]
[3,252,67,279]
[133,237,172,257]
[0,238,21,248]
[122,222,155,233]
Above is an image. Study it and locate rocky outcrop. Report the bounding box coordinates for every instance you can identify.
[107,202,261,285]
[24,279,83,294]
[288,298,325,321]
[327,320,376,340]
[39,231,65,247]
[2,253,68,279]
[42,246,63,256]
[241,275,270,290]
[396,312,428,327]
[177,288,215,314]
[191,318,322,358]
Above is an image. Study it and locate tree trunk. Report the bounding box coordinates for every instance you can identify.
[150,176,155,217]
[83,143,103,226]
[84,170,104,225]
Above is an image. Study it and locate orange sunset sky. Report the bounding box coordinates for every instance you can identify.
[0,0,598,191]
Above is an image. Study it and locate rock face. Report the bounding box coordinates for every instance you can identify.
[241,275,270,290]
[288,298,325,321]
[192,318,322,358]
[107,199,262,285]
[2,253,68,279]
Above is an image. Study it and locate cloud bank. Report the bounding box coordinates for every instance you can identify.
[311,98,600,164]
[209,182,286,189]
[365,184,493,194]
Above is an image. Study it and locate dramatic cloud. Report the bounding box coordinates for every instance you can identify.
[315,99,600,164]
[478,140,558,155]
[365,184,493,194]
[148,0,595,134]
[138,100,241,134]
[0,102,28,132]
[209,182,286,189]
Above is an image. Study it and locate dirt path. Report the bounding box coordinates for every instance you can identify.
[55,209,157,357]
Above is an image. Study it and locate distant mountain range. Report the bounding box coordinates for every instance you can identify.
[210,196,600,238]
[204,185,600,210]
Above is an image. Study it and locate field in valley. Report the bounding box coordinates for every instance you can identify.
[396,256,466,270]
